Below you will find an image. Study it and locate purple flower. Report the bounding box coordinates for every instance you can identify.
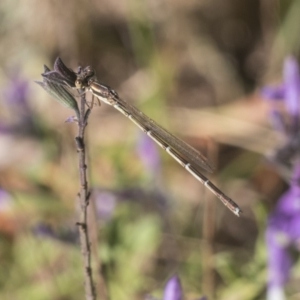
[262,57,300,169]
[265,162,300,299]
[261,56,300,135]
[136,133,161,179]
[33,223,56,238]
[0,189,13,212]
[93,190,117,221]
[261,85,285,100]
[163,276,183,300]
[146,275,205,300]
[4,73,29,109]
[284,57,300,119]
[1,70,35,134]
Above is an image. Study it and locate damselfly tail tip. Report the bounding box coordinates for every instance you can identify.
[233,207,242,217]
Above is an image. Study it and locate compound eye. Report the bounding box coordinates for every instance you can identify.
[84,66,95,78]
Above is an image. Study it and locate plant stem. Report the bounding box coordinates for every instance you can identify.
[76,92,96,300]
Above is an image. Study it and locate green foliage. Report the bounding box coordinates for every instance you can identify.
[101,204,161,299]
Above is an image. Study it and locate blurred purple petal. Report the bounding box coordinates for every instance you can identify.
[266,162,300,294]
[291,161,300,187]
[261,84,287,133]
[261,86,285,101]
[272,163,300,216]
[284,56,300,117]
[94,191,117,220]
[0,124,13,135]
[163,276,183,300]
[1,69,43,136]
[33,223,55,238]
[262,57,300,168]
[268,110,287,134]
[3,73,29,108]
[65,116,78,123]
[137,133,161,177]
[0,190,13,212]
[266,227,292,287]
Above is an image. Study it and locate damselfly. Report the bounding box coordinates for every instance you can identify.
[73,66,242,216]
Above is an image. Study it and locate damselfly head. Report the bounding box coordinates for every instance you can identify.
[75,66,95,90]
[82,66,95,79]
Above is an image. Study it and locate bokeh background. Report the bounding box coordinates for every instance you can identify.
[0,1,299,299]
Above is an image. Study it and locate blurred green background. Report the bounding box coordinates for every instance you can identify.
[0,0,299,299]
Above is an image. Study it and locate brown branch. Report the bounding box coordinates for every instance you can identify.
[76,91,96,300]
[88,195,109,300]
